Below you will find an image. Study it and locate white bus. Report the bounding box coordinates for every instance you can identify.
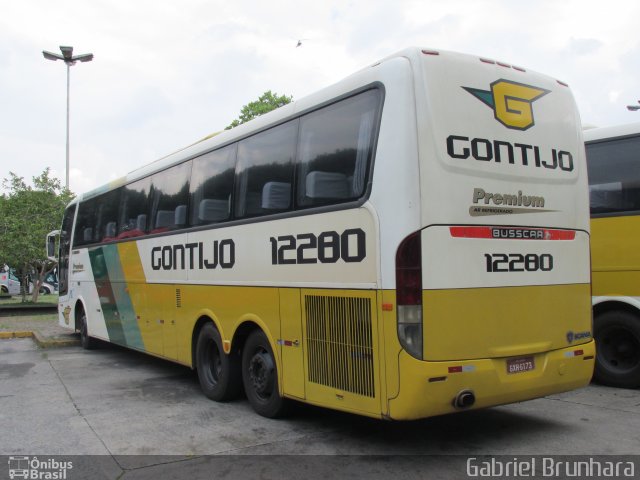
[51,47,594,419]
[1,268,21,295]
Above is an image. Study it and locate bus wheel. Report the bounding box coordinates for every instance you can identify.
[593,310,640,388]
[196,323,241,401]
[79,309,96,350]
[242,330,288,418]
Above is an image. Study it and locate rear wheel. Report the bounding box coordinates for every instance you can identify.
[593,310,640,388]
[79,308,96,350]
[196,323,242,401]
[242,329,288,418]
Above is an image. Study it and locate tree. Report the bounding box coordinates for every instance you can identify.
[225,90,293,130]
[0,169,74,302]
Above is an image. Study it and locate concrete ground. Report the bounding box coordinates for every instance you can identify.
[1,314,639,479]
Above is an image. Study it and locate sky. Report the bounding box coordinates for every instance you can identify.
[2,0,640,194]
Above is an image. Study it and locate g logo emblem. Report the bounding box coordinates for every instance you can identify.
[464,80,550,131]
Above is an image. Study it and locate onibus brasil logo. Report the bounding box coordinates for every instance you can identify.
[463,79,550,131]
[8,456,73,479]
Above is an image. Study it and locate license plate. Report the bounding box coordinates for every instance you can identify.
[506,356,535,374]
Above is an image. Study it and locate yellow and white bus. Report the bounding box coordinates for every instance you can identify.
[51,48,594,419]
[584,123,640,388]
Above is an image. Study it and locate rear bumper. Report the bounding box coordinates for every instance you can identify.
[387,340,595,420]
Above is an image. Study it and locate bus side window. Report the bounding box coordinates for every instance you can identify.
[189,144,237,226]
[74,198,97,247]
[586,135,640,214]
[118,178,150,239]
[95,189,120,243]
[297,89,380,208]
[149,162,191,232]
[235,120,297,218]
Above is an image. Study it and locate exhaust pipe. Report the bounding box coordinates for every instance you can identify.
[453,390,476,409]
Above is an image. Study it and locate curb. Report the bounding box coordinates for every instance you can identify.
[0,331,33,339]
[0,330,80,348]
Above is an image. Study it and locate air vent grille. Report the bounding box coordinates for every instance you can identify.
[305,295,374,398]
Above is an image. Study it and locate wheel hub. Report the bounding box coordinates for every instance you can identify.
[601,329,640,369]
[249,352,273,395]
[205,341,222,382]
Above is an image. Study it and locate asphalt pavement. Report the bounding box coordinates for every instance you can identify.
[1,332,639,479]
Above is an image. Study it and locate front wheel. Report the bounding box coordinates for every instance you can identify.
[195,323,242,401]
[79,309,96,350]
[242,330,288,418]
[593,310,640,388]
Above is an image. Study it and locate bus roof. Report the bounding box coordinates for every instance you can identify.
[584,122,640,143]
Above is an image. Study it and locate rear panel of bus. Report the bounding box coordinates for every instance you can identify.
[381,50,594,419]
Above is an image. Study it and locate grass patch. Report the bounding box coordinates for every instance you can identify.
[0,294,58,305]
[18,313,59,322]
[0,312,59,324]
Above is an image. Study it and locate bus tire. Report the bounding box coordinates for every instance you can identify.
[593,310,640,388]
[79,308,96,350]
[196,323,242,401]
[242,329,288,418]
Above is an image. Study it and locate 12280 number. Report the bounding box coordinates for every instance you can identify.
[484,253,553,272]
[270,229,366,265]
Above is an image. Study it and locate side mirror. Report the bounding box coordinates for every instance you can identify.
[47,230,60,261]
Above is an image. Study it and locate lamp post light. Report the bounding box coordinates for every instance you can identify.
[42,46,93,190]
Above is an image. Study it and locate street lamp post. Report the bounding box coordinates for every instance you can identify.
[42,46,93,190]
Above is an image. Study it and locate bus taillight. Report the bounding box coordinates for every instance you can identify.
[396,231,423,359]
